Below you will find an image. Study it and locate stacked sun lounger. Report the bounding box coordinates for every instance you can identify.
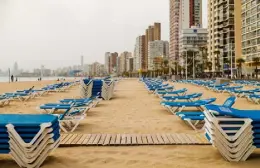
[79,79,93,98]
[203,105,260,161]
[0,114,60,167]
[101,80,115,100]
[92,80,103,97]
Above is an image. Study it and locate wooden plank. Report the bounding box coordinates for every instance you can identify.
[180,134,192,144]
[176,134,188,144]
[115,134,121,145]
[76,134,88,145]
[151,134,159,144]
[141,135,148,145]
[136,134,143,145]
[166,134,176,144]
[146,134,153,144]
[121,134,126,145]
[87,134,97,145]
[126,134,131,145]
[65,134,78,145]
[93,134,101,145]
[186,134,198,144]
[170,134,182,144]
[103,134,111,146]
[60,134,68,142]
[131,134,137,145]
[110,134,117,145]
[82,134,92,144]
[61,134,74,144]
[161,134,170,144]
[71,134,83,145]
[156,134,165,145]
[98,134,107,145]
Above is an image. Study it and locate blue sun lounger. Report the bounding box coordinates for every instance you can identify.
[159,88,187,98]
[161,98,216,114]
[176,97,237,130]
[162,93,203,102]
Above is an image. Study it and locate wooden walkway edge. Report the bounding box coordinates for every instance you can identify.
[59,133,210,147]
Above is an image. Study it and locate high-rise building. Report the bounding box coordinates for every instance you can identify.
[118,52,132,74]
[144,23,161,71]
[134,35,146,71]
[104,52,110,74]
[109,52,118,74]
[241,0,258,63]
[169,0,202,62]
[126,57,134,72]
[148,40,169,70]
[207,0,241,73]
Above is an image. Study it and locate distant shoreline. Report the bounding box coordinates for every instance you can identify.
[0,76,82,82]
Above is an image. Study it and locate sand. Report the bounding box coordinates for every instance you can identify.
[0,79,260,168]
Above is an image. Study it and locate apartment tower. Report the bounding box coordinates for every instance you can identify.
[169,0,202,62]
[241,0,258,64]
[207,0,241,73]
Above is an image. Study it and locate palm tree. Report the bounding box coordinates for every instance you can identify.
[199,46,208,72]
[214,50,221,72]
[253,57,260,79]
[236,58,245,78]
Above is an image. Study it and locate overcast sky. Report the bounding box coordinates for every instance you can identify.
[0,0,208,71]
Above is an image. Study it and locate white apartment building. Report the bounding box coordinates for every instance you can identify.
[134,36,145,71]
[241,0,260,62]
[170,0,202,61]
[104,52,110,74]
[119,51,132,74]
[148,40,169,70]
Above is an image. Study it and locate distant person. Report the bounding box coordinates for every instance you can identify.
[11,75,14,82]
[40,77,42,81]
[15,77,18,82]
[57,78,60,81]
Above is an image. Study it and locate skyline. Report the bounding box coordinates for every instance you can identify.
[0,0,208,71]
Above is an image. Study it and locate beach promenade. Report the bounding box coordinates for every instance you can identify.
[0,79,260,168]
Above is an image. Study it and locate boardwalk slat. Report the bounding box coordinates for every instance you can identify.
[170,134,182,144]
[82,134,92,144]
[93,134,101,145]
[87,134,97,145]
[141,135,148,145]
[115,134,121,145]
[76,134,88,144]
[136,134,143,145]
[161,134,170,144]
[186,134,198,144]
[110,134,117,145]
[126,134,131,145]
[146,134,153,144]
[65,134,78,145]
[156,134,165,145]
[61,134,74,145]
[71,134,83,145]
[166,134,176,144]
[151,134,159,144]
[181,134,192,144]
[103,134,111,146]
[121,134,126,145]
[131,134,137,145]
[98,134,107,145]
[60,134,68,142]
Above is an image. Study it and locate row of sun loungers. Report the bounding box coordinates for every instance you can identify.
[0,82,77,108]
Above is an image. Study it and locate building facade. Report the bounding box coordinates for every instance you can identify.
[169,0,202,62]
[241,0,259,63]
[109,52,118,74]
[207,0,241,73]
[134,35,145,71]
[148,40,169,70]
[118,51,132,74]
[104,52,110,74]
[126,57,134,72]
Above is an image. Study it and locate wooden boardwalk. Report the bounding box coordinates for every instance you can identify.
[59,133,210,147]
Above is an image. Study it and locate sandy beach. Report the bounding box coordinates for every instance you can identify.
[0,79,260,168]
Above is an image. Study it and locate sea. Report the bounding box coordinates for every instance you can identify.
[0,76,81,82]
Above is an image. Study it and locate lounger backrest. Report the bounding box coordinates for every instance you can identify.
[223,96,236,107]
